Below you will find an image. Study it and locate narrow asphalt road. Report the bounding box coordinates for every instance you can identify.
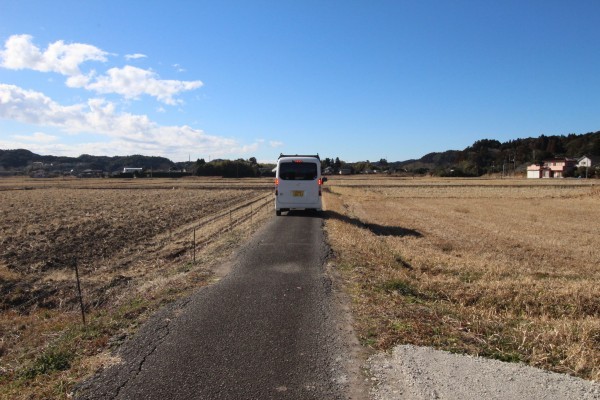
[76,212,362,399]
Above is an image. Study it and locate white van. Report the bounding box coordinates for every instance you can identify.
[274,154,327,216]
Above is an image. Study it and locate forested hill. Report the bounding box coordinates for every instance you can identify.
[393,130,600,176]
[2,130,599,176]
[0,149,175,172]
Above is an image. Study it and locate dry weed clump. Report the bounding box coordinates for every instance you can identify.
[0,178,273,399]
[323,178,600,381]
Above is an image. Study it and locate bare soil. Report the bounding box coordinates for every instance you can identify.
[0,177,273,399]
[0,183,261,311]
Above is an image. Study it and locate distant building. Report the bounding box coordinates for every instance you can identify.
[258,167,275,176]
[339,168,352,175]
[527,158,577,178]
[123,167,143,173]
[526,164,542,179]
[577,155,598,168]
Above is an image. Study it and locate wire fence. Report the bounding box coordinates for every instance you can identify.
[67,192,275,323]
[187,192,274,261]
[12,191,276,322]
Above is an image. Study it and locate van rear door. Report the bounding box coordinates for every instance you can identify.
[277,159,320,208]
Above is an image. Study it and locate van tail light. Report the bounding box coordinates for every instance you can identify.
[275,178,279,186]
[318,178,323,185]
[275,178,279,195]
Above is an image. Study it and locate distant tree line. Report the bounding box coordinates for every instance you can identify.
[318,131,599,177]
[193,157,275,178]
[321,157,344,171]
[383,131,600,177]
[2,130,599,178]
[427,131,600,177]
[0,149,175,172]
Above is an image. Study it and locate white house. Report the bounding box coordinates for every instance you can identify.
[577,155,598,168]
[123,167,143,173]
[526,164,543,179]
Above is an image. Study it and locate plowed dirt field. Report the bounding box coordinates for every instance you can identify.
[0,177,273,399]
[0,179,269,311]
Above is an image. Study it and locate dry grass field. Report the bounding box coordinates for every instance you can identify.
[2,174,598,398]
[323,176,600,381]
[0,177,273,399]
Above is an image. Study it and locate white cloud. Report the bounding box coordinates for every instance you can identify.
[12,131,58,143]
[1,35,202,105]
[0,34,108,76]
[65,72,94,88]
[269,140,284,148]
[0,83,87,127]
[236,142,260,154]
[0,84,248,160]
[173,63,186,72]
[125,53,147,60]
[69,65,203,105]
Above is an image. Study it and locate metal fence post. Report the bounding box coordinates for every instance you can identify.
[73,258,86,325]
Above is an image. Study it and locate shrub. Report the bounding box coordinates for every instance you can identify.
[20,348,73,379]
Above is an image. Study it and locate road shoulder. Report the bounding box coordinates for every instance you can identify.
[369,345,600,400]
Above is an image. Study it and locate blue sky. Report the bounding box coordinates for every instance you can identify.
[0,1,599,163]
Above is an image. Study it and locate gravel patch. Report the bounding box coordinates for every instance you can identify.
[369,345,600,400]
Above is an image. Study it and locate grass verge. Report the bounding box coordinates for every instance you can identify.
[323,178,600,381]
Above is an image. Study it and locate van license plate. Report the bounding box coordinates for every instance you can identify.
[292,191,304,197]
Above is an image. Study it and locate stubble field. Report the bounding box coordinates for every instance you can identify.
[323,176,600,381]
[0,177,273,399]
[2,174,599,398]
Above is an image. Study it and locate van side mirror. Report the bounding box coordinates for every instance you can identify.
[322,177,328,183]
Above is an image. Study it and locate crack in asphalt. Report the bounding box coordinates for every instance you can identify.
[75,297,194,400]
[112,315,173,400]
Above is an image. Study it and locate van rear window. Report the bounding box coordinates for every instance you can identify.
[279,162,318,180]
